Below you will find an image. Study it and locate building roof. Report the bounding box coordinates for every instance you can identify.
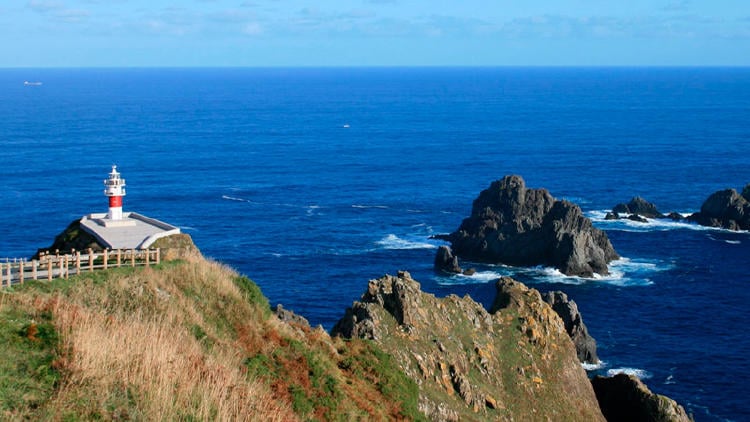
[79,212,180,249]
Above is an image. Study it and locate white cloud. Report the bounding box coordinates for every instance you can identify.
[242,22,263,35]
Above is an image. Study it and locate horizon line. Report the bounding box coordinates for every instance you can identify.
[3,64,750,70]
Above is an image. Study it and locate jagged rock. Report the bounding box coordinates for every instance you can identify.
[435,245,463,274]
[605,212,619,220]
[591,373,691,422]
[627,214,649,223]
[462,268,476,276]
[443,175,619,277]
[666,212,684,221]
[688,187,750,231]
[273,304,310,328]
[742,183,750,202]
[612,197,664,218]
[543,291,598,364]
[333,272,606,421]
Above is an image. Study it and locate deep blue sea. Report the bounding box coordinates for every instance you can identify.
[1,67,748,421]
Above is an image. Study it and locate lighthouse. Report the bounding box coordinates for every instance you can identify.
[104,165,126,220]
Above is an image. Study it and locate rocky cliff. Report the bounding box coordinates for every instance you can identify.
[543,291,598,364]
[592,373,691,422]
[443,175,619,277]
[332,271,606,421]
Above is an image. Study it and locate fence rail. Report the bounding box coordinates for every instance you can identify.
[1,248,160,288]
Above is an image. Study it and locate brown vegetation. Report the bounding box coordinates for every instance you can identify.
[1,242,420,420]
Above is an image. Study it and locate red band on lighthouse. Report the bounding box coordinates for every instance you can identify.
[109,195,123,208]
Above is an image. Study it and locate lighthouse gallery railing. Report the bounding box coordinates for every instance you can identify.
[1,248,160,288]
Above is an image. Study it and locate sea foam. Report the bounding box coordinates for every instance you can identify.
[375,234,438,250]
[606,367,652,380]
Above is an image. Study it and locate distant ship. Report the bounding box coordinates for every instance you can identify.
[24,81,43,86]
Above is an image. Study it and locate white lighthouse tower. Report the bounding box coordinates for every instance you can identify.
[104,165,126,220]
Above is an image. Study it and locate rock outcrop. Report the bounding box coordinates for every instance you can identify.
[443,175,619,277]
[33,219,105,259]
[612,197,664,218]
[688,185,750,231]
[591,373,691,422]
[543,291,598,364]
[273,304,311,329]
[434,245,463,274]
[333,271,606,421]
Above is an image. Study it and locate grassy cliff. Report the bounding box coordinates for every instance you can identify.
[0,241,421,421]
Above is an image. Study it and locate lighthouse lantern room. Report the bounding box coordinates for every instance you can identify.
[104,165,126,220]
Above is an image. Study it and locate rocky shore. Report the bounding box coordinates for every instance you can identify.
[332,271,690,421]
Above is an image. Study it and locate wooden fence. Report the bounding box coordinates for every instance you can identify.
[1,248,160,288]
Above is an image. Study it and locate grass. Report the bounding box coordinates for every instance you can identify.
[0,300,61,419]
[0,245,424,421]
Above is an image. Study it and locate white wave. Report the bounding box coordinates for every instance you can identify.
[436,270,507,285]
[180,226,197,231]
[222,195,250,202]
[526,257,667,287]
[707,234,742,244]
[375,234,438,250]
[587,209,748,234]
[305,205,324,216]
[582,360,607,371]
[606,367,652,380]
[352,204,390,209]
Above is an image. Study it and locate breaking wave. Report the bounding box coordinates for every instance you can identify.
[606,367,652,380]
[375,234,439,250]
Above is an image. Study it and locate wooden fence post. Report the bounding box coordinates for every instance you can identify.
[58,256,64,280]
[130,249,136,267]
[76,251,81,275]
[145,249,150,267]
[19,260,25,284]
[103,249,108,270]
[156,248,160,265]
[88,249,94,272]
[47,259,53,282]
[117,249,122,267]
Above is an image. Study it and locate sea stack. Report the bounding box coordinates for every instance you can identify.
[688,183,750,230]
[442,175,619,277]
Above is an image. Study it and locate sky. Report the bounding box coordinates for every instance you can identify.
[1,0,749,67]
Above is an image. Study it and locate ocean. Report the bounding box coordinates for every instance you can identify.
[1,67,748,421]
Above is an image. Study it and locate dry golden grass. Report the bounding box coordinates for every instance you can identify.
[47,300,294,421]
[3,248,421,421]
[9,255,298,421]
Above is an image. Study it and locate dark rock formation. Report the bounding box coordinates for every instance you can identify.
[591,373,691,422]
[434,245,463,274]
[742,183,750,202]
[273,304,310,329]
[605,212,619,220]
[612,197,664,218]
[688,187,750,231]
[627,214,649,223]
[443,175,619,277]
[666,212,684,221]
[543,291,598,364]
[333,272,606,421]
[33,219,105,259]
